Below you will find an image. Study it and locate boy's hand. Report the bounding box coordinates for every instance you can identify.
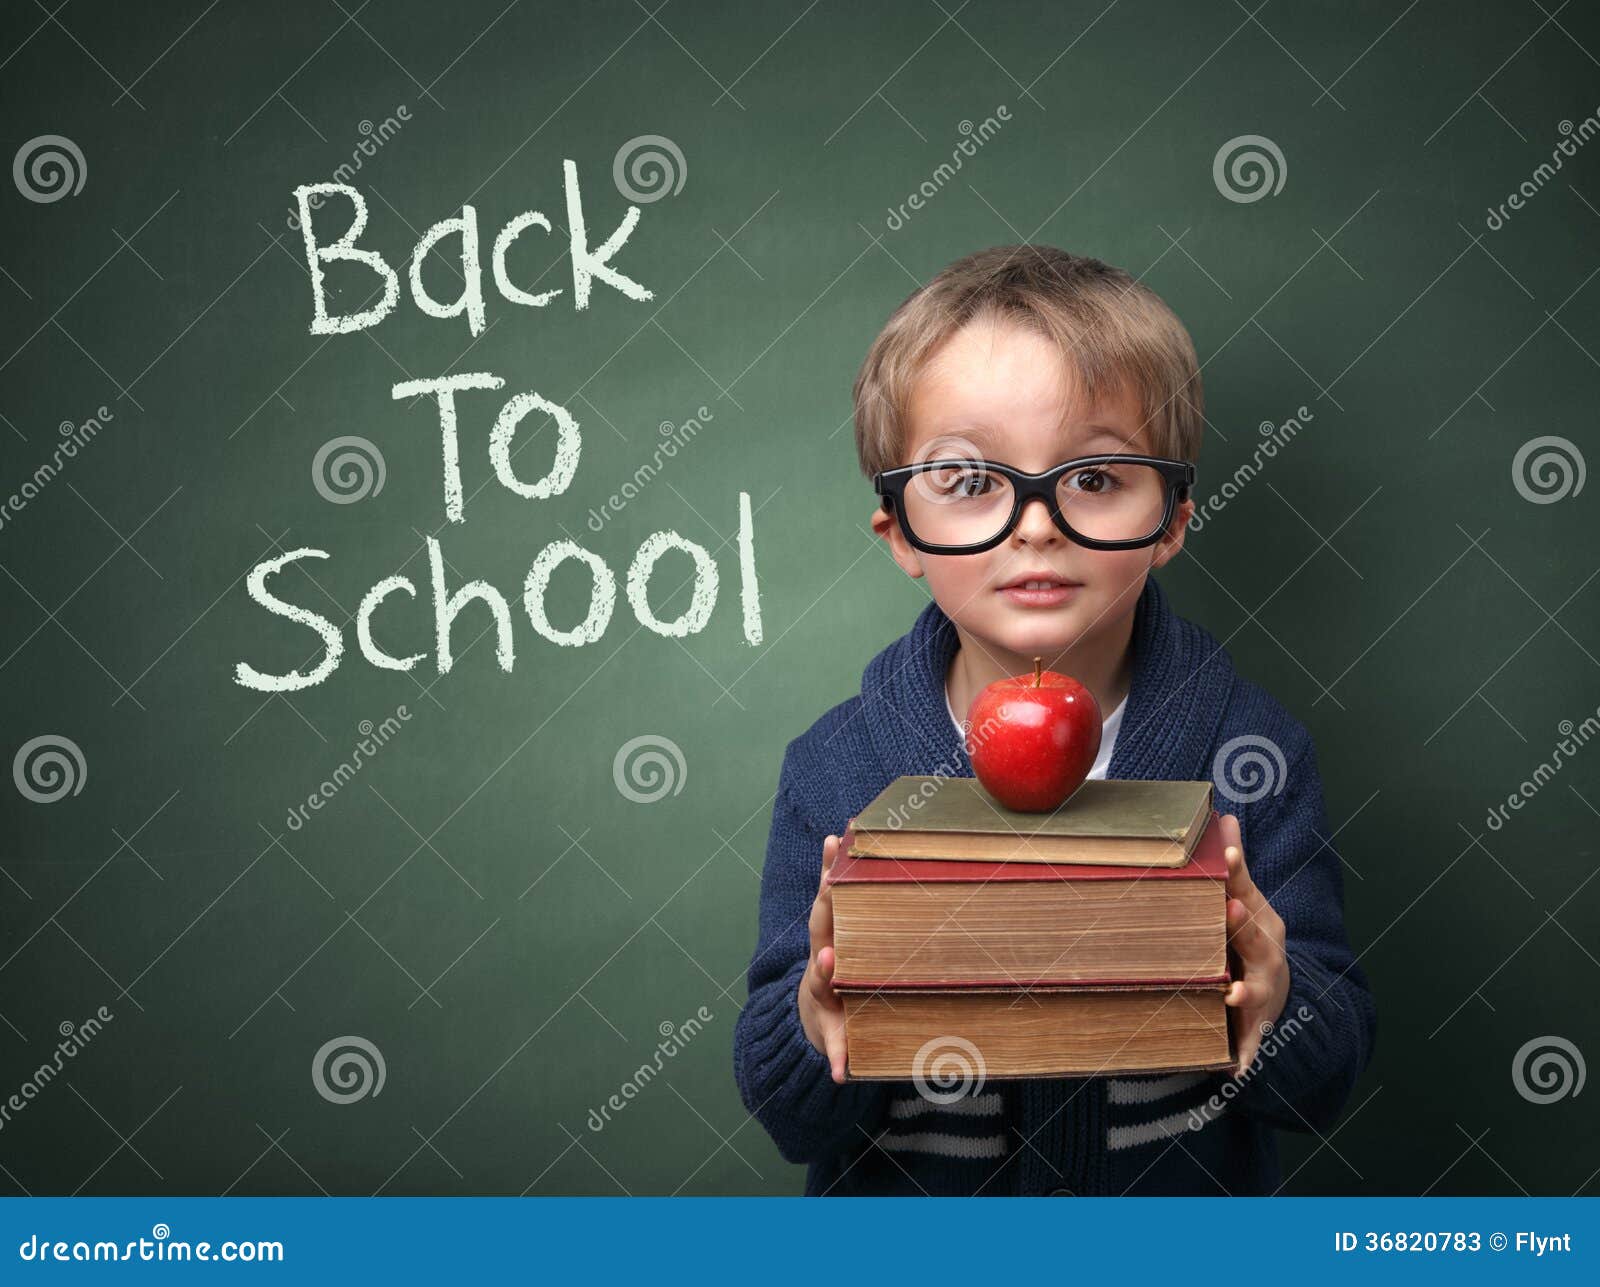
[798,833,848,1083]
[1220,813,1290,1078]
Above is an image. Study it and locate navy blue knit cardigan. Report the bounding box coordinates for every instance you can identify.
[732,573,1377,1195]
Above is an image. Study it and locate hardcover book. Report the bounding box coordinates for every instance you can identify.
[846,776,1213,866]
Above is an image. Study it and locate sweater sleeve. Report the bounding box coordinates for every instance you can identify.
[1222,730,1378,1134]
[732,747,889,1165]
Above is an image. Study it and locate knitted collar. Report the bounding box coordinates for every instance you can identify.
[858,573,1235,786]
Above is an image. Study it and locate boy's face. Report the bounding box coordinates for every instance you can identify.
[870,315,1194,663]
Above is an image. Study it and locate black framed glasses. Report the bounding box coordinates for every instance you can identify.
[874,454,1196,554]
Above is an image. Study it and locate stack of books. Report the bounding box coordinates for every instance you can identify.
[833,776,1233,1079]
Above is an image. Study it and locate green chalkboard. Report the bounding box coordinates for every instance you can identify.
[1,0,1596,1197]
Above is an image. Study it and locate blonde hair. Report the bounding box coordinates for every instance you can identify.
[852,245,1203,478]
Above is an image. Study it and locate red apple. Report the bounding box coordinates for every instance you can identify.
[965,657,1102,812]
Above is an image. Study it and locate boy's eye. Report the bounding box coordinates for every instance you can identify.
[928,464,997,497]
[1065,466,1117,495]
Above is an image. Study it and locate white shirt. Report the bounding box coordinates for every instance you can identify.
[946,682,1126,780]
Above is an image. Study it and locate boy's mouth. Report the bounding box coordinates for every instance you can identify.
[996,572,1082,608]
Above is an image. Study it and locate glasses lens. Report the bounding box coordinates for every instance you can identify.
[900,460,1015,548]
[1056,462,1168,542]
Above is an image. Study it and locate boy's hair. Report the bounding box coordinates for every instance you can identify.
[852,244,1204,478]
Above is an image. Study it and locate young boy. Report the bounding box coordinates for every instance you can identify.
[732,245,1377,1196]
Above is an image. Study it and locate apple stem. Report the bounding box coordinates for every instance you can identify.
[1032,656,1042,688]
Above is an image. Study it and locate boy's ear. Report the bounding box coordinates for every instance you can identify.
[870,504,925,579]
[1149,495,1195,570]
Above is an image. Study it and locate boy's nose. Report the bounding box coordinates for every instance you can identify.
[1012,495,1061,545]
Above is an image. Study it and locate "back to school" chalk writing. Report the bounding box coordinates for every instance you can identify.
[234,161,762,693]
